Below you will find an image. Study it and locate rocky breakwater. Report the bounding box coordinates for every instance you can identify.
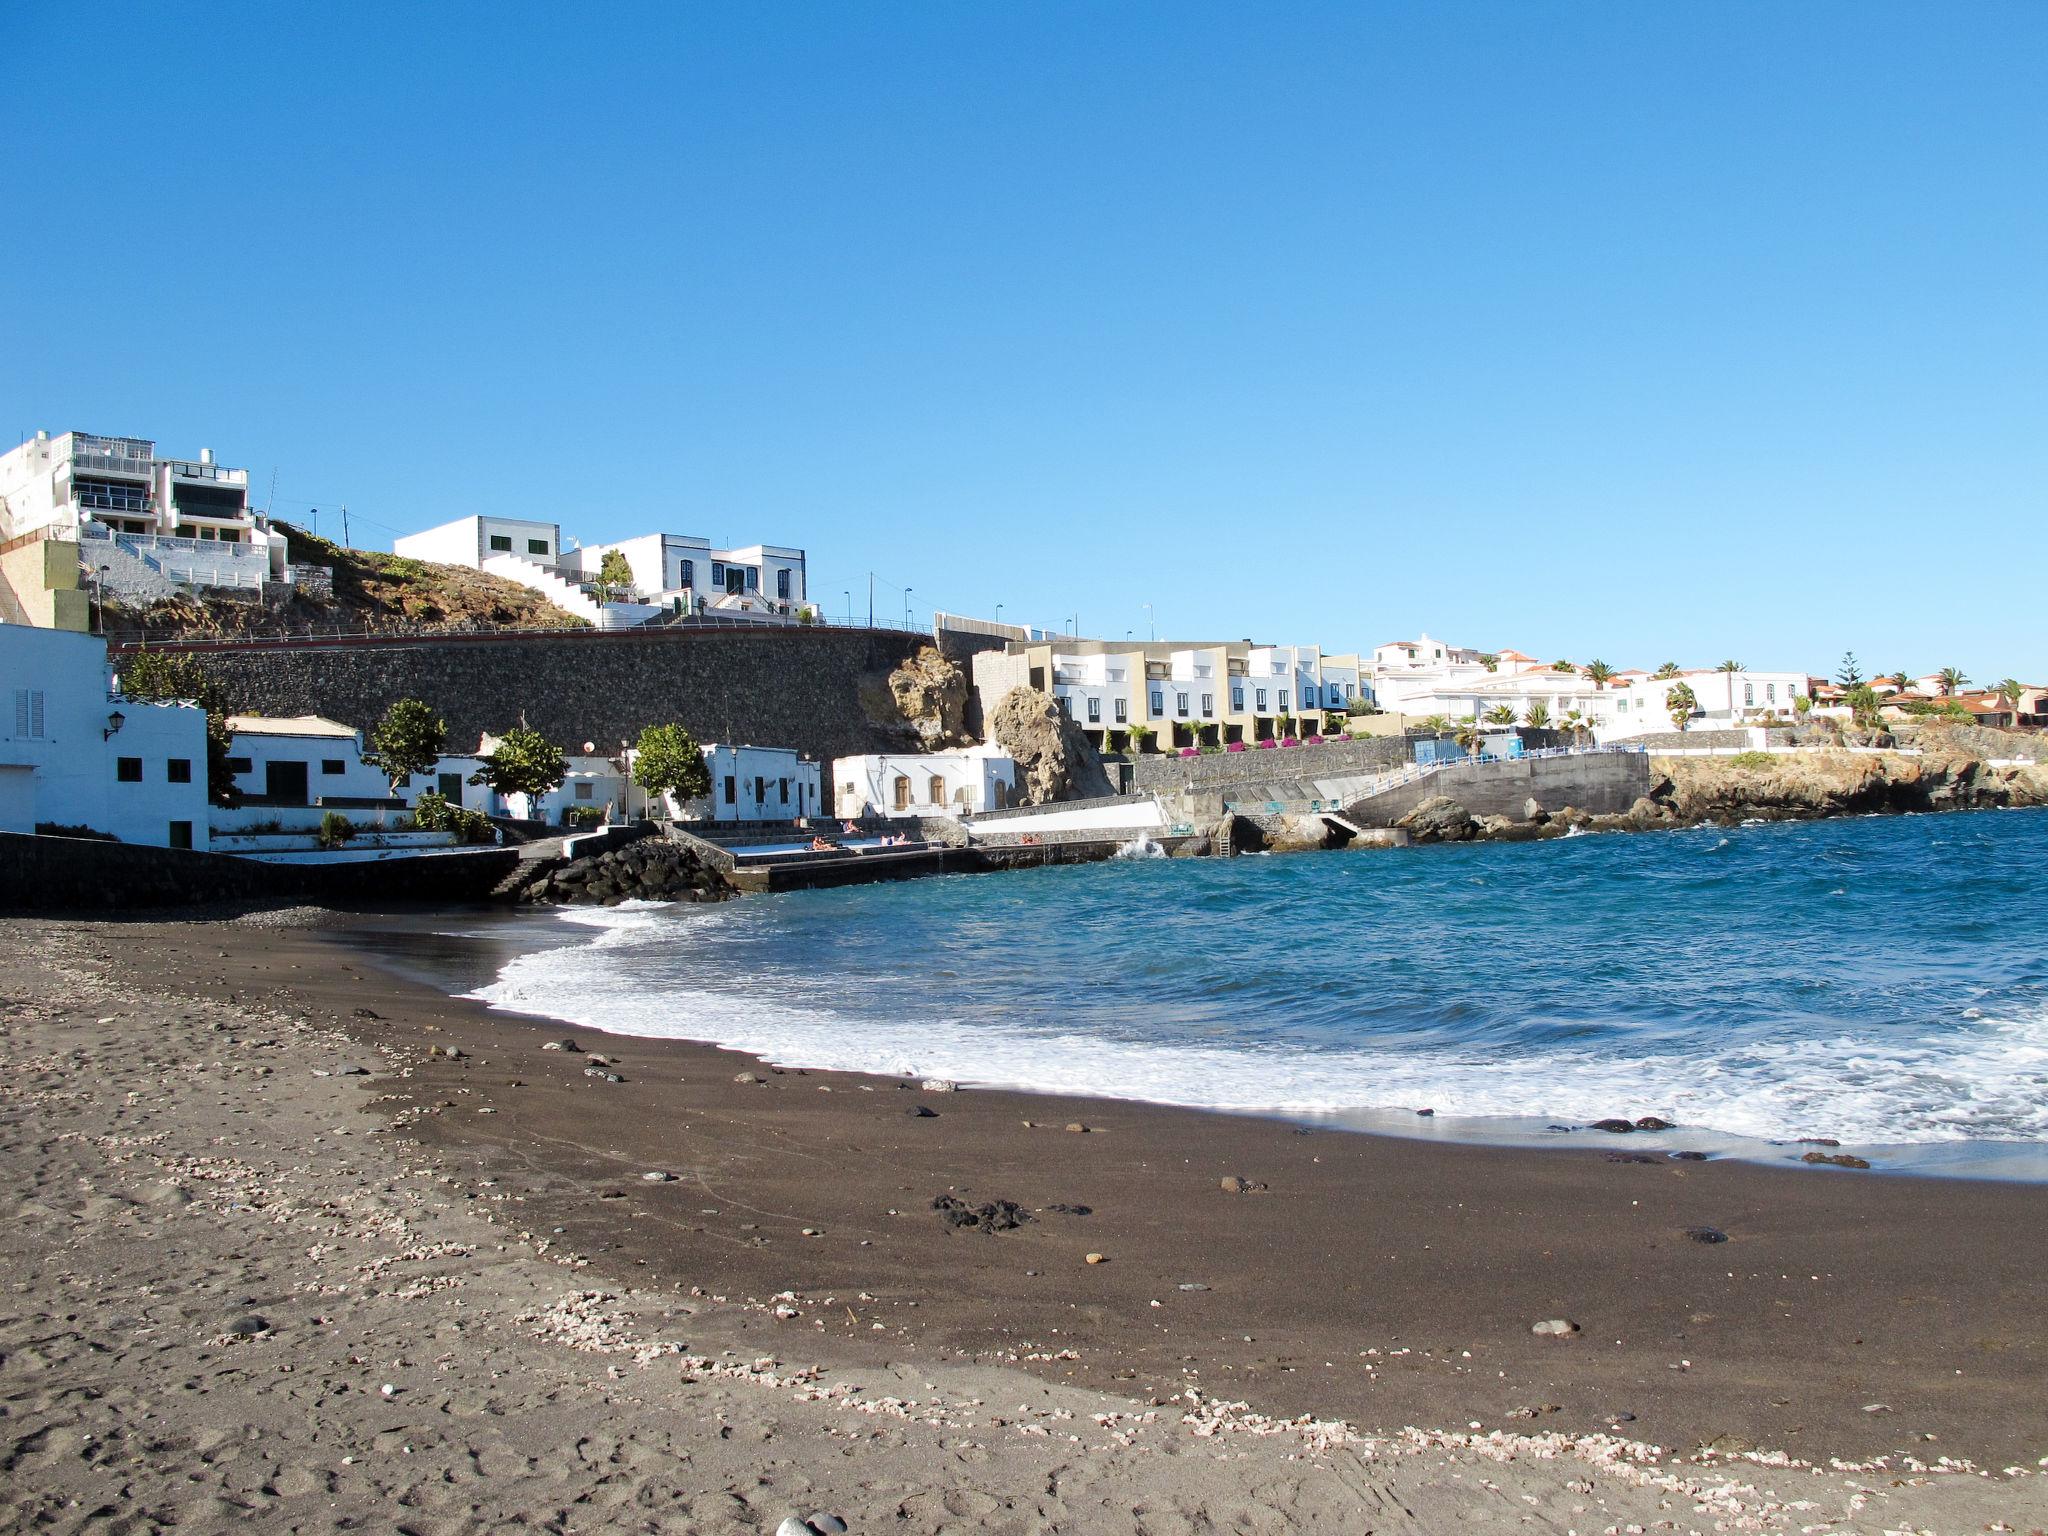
[502,836,735,906]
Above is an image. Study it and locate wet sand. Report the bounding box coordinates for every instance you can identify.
[5,909,2044,1535]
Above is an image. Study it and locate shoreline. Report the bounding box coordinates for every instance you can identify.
[7,910,2044,1532]
[232,912,2048,1463]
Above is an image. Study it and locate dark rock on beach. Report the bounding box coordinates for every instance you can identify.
[933,1195,1031,1233]
[1589,1118,1637,1134]
[504,835,734,907]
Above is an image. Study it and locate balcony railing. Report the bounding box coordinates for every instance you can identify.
[71,447,153,476]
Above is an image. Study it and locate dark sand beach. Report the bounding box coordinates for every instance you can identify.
[4,908,2044,1534]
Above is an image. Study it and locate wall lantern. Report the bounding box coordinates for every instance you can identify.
[103,710,126,740]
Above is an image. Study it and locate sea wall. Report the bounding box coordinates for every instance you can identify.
[1129,734,1413,792]
[0,831,518,911]
[128,627,1005,813]
[1348,751,1651,826]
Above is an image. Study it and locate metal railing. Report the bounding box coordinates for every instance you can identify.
[102,613,933,649]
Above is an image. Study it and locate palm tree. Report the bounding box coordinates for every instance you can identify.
[1550,659,1577,675]
[1996,678,2024,720]
[1482,704,1517,726]
[1665,681,1698,732]
[1936,666,1968,697]
[1653,662,1681,680]
[1454,717,1485,754]
[1583,659,1613,690]
[1716,658,1743,718]
[1524,702,1552,729]
[1478,653,1500,673]
[1421,713,1452,735]
[1561,708,1587,744]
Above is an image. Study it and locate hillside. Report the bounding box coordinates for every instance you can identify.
[101,521,588,639]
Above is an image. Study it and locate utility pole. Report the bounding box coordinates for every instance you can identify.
[867,572,874,629]
[340,505,350,548]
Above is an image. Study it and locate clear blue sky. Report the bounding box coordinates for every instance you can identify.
[7,3,2044,679]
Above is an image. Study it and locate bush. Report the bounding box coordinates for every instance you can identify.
[1728,750,1775,769]
[317,812,356,850]
[565,805,606,828]
[411,790,496,845]
[1280,736,1300,748]
[36,822,116,841]
[1257,738,1276,749]
[1226,740,1247,752]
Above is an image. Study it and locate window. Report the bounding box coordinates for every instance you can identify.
[776,569,791,600]
[227,756,252,773]
[1114,699,1128,723]
[893,775,911,811]
[1087,698,1100,723]
[1232,687,1244,711]
[167,758,193,784]
[1201,693,1213,718]
[1150,689,1164,714]
[779,778,789,805]
[527,538,549,556]
[168,821,193,850]
[13,689,45,739]
[489,534,513,552]
[117,756,143,783]
[1176,691,1189,716]
[929,775,946,804]
[321,758,345,775]
[723,775,736,805]
[1766,683,1777,702]
[1744,683,1755,707]
[754,776,765,805]
[744,568,758,592]
[711,561,725,585]
[574,782,593,800]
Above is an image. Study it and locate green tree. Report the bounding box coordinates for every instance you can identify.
[115,650,240,807]
[1664,681,1698,731]
[469,724,568,809]
[1836,652,1864,688]
[1482,704,1517,726]
[1936,666,1968,697]
[594,549,635,606]
[1523,701,1552,729]
[1454,717,1485,753]
[1653,662,1681,680]
[1550,659,1577,674]
[1995,678,2024,717]
[1717,659,1743,673]
[1582,659,1613,690]
[366,697,446,792]
[1846,682,1882,728]
[1421,714,1452,735]
[631,722,713,812]
[1478,653,1500,673]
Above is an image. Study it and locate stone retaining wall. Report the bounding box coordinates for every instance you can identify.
[142,627,1005,815]
[1129,734,1412,792]
[1347,752,1651,826]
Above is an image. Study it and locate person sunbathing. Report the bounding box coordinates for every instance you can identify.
[809,836,834,852]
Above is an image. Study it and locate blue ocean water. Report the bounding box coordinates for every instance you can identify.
[469,808,2048,1174]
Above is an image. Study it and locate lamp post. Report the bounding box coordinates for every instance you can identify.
[1143,603,1154,642]
[844,589,852,624]
[903,587,913,630]
[995,603,1003,626]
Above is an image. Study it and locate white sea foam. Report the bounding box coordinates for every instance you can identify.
[469,905,2048,1151]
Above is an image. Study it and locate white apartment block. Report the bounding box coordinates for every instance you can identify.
[1599,669,1808,738]
[0,430,293,605]
[2,626,211,848]
[973,638,1368,753]
[833,744,1018,817]
[394,514,563,566]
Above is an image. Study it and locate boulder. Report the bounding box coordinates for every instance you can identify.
[990,686,1115,805]
[1396,795,1477,844]
[887,646,969,748]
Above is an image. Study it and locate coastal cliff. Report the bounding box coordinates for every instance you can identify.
[1651,743,2048,823]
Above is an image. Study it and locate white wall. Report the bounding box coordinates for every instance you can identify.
[395,515,562,569]
[0,625,211,847]
[690,745,822,821]
[831,749,1017,817]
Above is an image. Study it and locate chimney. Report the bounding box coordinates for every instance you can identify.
[199,447,214,466]
[35,429,48,442]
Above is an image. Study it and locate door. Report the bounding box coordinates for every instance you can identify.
[266,760,309,805]
[437,771,464,805]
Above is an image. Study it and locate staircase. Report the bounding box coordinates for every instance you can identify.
[479,553,602,623]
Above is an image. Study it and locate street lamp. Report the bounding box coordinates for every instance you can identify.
[995,603,1003,626]
[1142,603,1154,642]
[844,589,852,623]
[903,586,913,630]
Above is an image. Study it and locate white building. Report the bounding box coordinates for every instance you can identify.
[392,516,811,628]
[0,625,211,847]
[563,533,811,621]
[832,743,1018,818]
[1599,669,1809,738]
[0,430,293,605]
[214,715,407,834]
[686,744,822,822]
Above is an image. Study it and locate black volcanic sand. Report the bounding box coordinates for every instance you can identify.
[125,912,2048,1470]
